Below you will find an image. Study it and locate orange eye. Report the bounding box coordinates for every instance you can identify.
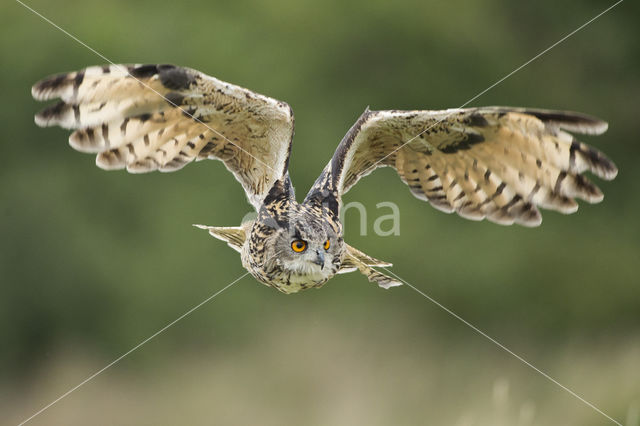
[324,239,330,250]
[291,239,307,253]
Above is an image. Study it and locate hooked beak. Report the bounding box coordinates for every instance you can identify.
[312,249,325,269]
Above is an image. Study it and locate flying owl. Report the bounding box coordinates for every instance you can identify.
[32,64,618,294]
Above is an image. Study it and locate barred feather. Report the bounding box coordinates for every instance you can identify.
[193,224,246,253]
[310,107,617,227]
[342,251,402,289]
[33,64,294,209]
[338,244,393,274]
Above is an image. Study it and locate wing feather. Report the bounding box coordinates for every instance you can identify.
[33,64,294,209]
[306,107,617,227]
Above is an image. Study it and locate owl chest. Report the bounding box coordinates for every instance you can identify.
[245,259,335,294]
[270,269,332,294]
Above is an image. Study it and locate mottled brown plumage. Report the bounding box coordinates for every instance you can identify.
[32,64,618,293]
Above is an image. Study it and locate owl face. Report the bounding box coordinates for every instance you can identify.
[270,215,342,276]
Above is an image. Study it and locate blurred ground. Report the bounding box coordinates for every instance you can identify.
[1,0,639,424]
[3,322,640,425]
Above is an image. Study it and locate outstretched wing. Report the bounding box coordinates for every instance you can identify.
[306,107,617,226]
[32,64,294,210]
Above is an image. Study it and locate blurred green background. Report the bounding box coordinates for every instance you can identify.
[1,0,639,424]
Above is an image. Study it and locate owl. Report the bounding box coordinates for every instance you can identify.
[32,64,618,294]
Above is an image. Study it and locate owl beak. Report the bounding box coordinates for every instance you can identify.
[313,250,325,269]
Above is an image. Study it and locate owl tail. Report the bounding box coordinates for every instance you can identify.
[339,244,402,290]
[193,224,245,253]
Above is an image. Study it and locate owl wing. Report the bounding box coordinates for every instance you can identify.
[306,107,617,226]
[32,64,294,210]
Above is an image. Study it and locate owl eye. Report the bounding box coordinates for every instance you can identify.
[324,239,330,250]
[291,239,307,253]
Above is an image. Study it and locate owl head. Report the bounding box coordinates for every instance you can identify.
[255,202,343,276]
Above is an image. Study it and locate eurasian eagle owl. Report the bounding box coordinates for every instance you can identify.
[31,64,618,293]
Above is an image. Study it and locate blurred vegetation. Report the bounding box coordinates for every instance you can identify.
[1,0,638,424]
